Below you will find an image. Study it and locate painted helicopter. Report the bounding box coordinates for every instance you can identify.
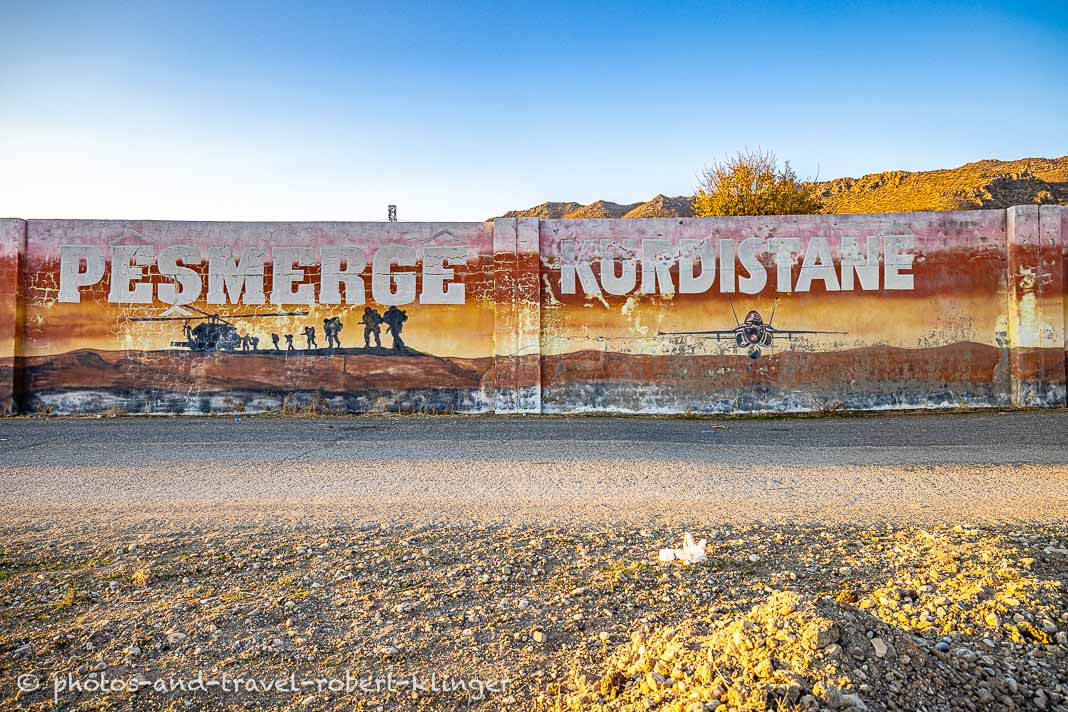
[128,305,309,352]
[658,298,846,359]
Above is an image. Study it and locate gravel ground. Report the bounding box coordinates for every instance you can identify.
[1,413,1067,710]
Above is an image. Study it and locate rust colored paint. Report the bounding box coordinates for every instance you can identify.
[15,220,497,414]
[0,220,25,415]
[536,208,1063,413]
[1,208,1065,415]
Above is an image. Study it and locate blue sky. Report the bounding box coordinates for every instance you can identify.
[1,0,1065,221]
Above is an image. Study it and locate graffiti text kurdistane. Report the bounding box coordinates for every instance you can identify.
[57,244,468,306]
[559,235,915,295]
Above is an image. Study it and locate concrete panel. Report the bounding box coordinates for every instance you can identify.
[1006,206,1065,407]
[538,210,1014,414]
[17,220,495,415]
[492,217,542,414]
[492,218,519,413]
[1038,205,1067,406]
[1060,206,1068,391]
[515,218,542,414]
[0,219,25,415]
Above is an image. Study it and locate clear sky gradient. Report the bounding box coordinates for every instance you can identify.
[2,1,1065,222]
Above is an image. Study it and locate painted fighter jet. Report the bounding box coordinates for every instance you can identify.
[658,298,846,359]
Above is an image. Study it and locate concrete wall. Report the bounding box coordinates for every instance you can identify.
[1,207,1065,415]
[539,210,1016,413]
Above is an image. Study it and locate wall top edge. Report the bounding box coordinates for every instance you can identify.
[2,206,1062,227]
[19,219,493,227]
[536,206,1044,226]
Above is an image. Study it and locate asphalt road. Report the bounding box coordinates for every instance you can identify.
[2,411,1067,528]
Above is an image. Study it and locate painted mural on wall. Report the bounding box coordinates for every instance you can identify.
[16,220,497,414]
[536,210,1061,413]
[3,208,1065,416]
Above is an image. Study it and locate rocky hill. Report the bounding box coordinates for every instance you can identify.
[622,194,696,218]
[498,156,1068,219]
[812,156,1068,213]
[499,202,586,220]
[501,195,694,220]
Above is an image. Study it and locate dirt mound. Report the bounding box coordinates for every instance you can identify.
[553,528,1067,711]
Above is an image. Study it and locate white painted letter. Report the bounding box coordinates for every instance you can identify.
[841,236,881,291]
[737,238,768,294]
[270,247,316,305]
[108,245,154,304]
[319,246,367,305]
[207,247,266,305]
[559,240,602,296]
[640,239,674,295]
[796,237,841,292]
[768,238,801,292]
[600,240,637,296]
[679,239,716,294]
[157,245,202,305]
[58,245,105,303]
[420,246,467,304]
[718,240,736,293]
[371,244,417,305]
[884,234,915,290]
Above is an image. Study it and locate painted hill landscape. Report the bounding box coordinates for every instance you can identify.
[538,342,1050,413]
[17,340,1049,416]
[15,349,495,415]
[498,156,1068,219]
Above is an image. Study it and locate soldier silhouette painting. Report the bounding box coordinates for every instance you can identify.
[250,336,260,351]
[362,307,383,348]
[271,333,280,351]
[323,317,343,349]
[383,306,408,354]
[285,334,295,351]
[303,326,317,350]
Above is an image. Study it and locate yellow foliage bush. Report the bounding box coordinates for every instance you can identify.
[693,149,823,217]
